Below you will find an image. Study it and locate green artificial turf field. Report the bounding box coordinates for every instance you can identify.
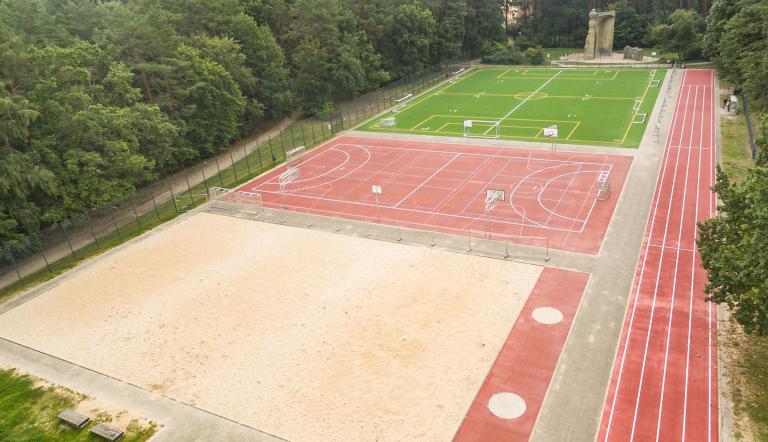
[358,67,667,148]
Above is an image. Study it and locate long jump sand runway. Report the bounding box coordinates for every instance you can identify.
[0,212,546,441]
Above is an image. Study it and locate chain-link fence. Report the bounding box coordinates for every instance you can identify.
[0,56,470,297]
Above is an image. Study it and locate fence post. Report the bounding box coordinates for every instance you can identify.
[39,249,51,273]
[229,151,238,182]
[214,158,224,186]
[182,164,193,202]
[200,164,209,195]
[300,123,307,146]
[310,121,317,145]
[242,145,251,175]
[268,135,275,163]
[150,191,161,222]
[9,254,23,284]
[85,212,101,248]
[168,182,179,214]
[61,221,76,261]
[131,198,141,228]
[279,131,287,159]
[255,140,264,170]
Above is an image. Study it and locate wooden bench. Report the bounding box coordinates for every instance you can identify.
[90,423,124,441]
[57,410,90,428]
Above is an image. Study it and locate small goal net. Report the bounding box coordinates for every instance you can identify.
[596,171,611,201]
[632,113,648,124]
[286,146,306,167]
[279,167,300,192]
[464,119,501,139]
[235,191,263,215]
[209,187,236,210]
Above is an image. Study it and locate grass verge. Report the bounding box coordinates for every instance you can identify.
[718,85,768,441]
[0,368,156,441]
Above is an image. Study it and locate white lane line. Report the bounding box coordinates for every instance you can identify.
[654,85,699,440]
[680,82,706,441]
[707,69,716,442]
[602,71,689,441]
[628,83,693,441]
[393,153,457,208]
[483,70,562,135]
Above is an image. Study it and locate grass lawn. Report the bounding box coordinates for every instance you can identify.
[717,86,767,441]
[358,66,666,148]
[0,368,156,441]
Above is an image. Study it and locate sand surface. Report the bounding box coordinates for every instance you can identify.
[0,212,542,441]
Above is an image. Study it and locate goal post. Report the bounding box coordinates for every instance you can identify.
[235,191,263,215]
[596,171,611,201]
[286,146,306,167]
[464,119,501,139]
[209,187,236,210]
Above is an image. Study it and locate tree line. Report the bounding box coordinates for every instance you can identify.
[0,0,505,243]
[697,0,768,336]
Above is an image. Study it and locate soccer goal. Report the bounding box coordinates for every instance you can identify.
[596,171,611,201]
[209,187,236,211]
[235,191,263,215]
[464,119,501,139]
[650,79,661,87]
[632,113,648,124]
[279,167,300,192]
[286,145,306,167]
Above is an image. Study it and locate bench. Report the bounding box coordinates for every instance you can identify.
[91,423,124,441]
[58,410,90,428]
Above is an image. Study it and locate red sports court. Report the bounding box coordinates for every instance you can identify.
[238,136,632,254]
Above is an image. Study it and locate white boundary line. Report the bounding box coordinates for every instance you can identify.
[393,154,460,207]
[627,82,694,441]
[678,81,705,440]
[654,85,699,439]
[483,70,562,135]
[602,69,688,441]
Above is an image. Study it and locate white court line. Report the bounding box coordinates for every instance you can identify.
[654,85,699,440]
[393,154,460,207]
[602,70,688,441]
[257,188,583,233]
[457,157,514,214]
[569,164,614,235]
[539,163,584,227]
[649,244,696,252]
[628,83,694,441]
[332,142,610,167]
[483,70,562,135]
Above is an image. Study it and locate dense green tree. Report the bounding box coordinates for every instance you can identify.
[715,1,768,106]
[378,3,437,78]
[433,0,468,61]
[611,0,648,48]
[464,0,506,57]
[699,167,768,336]
[650,9,705,59]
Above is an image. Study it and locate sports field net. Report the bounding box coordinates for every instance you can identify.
[209,187,263,214]
[463,119,501,139]
[286,146,306,167]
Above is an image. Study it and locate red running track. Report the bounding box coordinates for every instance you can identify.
[599,69,718,441]
[239,136,632,254]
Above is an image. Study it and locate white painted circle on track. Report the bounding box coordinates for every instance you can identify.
[488,392,527,420]
[532,307,564,325]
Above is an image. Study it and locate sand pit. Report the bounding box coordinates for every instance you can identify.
[0,212,542,441]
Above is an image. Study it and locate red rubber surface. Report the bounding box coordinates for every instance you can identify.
[454,268,589,441]
[239,136,631,254]
[598,69,719,441]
